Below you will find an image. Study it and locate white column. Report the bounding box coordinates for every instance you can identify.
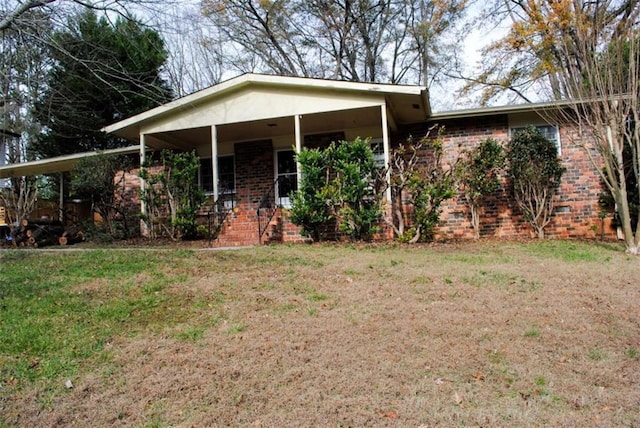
[381,104,392,202]
[139,133,148,237]
[294,114,302,184]
[211,125,219,200]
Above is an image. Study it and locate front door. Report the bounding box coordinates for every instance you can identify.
[276,149,297,207]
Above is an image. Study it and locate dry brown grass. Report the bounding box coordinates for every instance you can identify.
[2,240,640,427]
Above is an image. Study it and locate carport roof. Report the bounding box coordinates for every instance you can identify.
[0,145,139,179]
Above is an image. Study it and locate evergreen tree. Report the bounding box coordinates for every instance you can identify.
[33,10,172,157]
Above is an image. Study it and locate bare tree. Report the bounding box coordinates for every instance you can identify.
[467,0,640,252]
[157,4,225,97]
[199,0,469,86]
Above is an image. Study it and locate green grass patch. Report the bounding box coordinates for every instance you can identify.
[522,240,618,262]
[587,349,607,361]
[0,250,197,386]
[307,292,328,302]
[174,326,207,343]
[524,328,540,338]
[227,323,247,335]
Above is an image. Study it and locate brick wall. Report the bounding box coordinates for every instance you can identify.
[117,115,615,244]
[400,115,615,240]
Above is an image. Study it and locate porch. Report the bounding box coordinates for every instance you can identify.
[104,74,429,246]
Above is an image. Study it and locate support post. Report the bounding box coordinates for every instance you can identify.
[381,104,392,202]
[294,114,302,185]
[59,173,64,223]
[211,125,218,200]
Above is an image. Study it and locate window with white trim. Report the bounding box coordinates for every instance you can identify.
[276,149,298,207]
[199,155,235,195]
[510,124,561,155]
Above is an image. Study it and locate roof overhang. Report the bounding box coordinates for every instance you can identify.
[0,145,140,179]
[430,99,586,121]
[103,73,431,142]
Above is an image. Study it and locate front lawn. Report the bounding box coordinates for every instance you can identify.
[1,241,638,426]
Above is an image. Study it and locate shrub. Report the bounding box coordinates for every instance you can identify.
[456,138,505,240]
[290,138,384,241]
[507,126,565,239]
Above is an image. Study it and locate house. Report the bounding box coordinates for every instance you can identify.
[0,74,613,244]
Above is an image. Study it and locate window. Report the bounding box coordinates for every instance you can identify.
[218,156,235,194]
[510,124,561,155]
[369,138,386,168]
[276,150,298,207]
[199,155,235,195]
[199,158,213,193]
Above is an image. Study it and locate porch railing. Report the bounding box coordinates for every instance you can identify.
[206,192,235,244]
[257,178,279,240]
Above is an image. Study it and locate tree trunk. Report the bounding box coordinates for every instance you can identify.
[470,203,480,240]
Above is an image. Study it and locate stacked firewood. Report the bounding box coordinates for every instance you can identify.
[12,219,84,248]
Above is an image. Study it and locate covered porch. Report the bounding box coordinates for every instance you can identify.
[105,74,430,245]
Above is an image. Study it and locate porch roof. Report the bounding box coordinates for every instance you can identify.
[103,73,431,145]
[0,145,139,179]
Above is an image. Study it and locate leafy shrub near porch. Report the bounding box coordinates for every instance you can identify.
[140,150,205,240]
[291,138,385,241]
[289,148,332,241]
[507,126,565,239]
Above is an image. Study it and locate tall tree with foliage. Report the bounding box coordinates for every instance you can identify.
[507,126,565,239]
[467,0,640,253]
[455,137,504,240]
[33,9,172,158]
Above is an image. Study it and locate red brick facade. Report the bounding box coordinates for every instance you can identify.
[119,114,615,245]
[402,115,615,240]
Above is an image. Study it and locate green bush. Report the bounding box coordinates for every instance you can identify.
[290,138,384,241]
[507,126,565,239]
[456,138,505,239]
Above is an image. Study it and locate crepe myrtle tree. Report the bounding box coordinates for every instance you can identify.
[455,137,505,240]
[386,132,457,243]
[507,126,565,239]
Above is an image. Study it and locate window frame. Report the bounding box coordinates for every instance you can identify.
[510,124,562,155]
[199,155,236,196]
[274,148,298,208]
[369,137,386,168]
